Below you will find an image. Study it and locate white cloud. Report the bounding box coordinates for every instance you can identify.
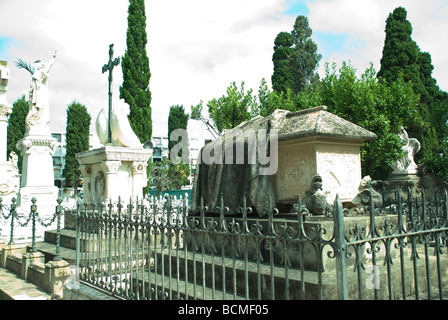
[0,0,447,140]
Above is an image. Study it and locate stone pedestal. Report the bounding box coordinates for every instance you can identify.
[76,146,152,203]
[21,251,45,280]
[16,128,59,213]
[44,259,72,297]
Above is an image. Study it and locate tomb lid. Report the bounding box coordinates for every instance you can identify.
[276,106,377,142]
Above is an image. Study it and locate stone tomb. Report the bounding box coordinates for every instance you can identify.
[191,106,377,216]
[76,146,152,203]
[276,106,377,206]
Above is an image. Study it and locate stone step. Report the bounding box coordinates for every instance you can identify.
[44,229,78,250]
[132,268,247,300]
[30,241,77,265]
[142,250,329,300]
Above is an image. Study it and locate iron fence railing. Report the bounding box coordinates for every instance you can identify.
[0,187,447,300]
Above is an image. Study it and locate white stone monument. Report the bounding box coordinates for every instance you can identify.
[390,126,420,179]
[0,61,20,205]
[16,51,59,214]
[76,44,152,204]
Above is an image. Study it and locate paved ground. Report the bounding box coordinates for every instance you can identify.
[0,267,53,300]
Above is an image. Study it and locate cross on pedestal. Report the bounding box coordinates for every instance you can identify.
[102,43,120,144]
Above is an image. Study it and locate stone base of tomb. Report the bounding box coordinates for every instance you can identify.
[76,146,152,203]
[184,214,401,272]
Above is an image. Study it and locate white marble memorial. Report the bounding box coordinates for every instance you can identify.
[76,44,151,204]
[77,98,152,203]
[15,52,59,213]
[77,146,151,203]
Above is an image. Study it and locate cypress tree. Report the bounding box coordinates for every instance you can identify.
[271,31,294,93]
[377,7,423,94]
[378,6,448,177]
[63,101,91,188]
[120,0,152,144]
[7,95,28,172]
[290,15,322,93]
[168,105,189,154]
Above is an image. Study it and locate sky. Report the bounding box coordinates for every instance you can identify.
[0,0,447,140]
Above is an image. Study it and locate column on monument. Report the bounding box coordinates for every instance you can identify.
[131,161,148,201]
[102,160,122,202]
[78,165,92,202]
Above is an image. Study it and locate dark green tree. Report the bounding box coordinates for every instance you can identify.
[377,7,422,89]
[63,101,91,188]
[377,6,448,178]
[120,0,152,144]
[168,105,189,154]
[271,32,295,93]
[7,95,28,172]
[167,105,191,188]
[290,15,322,93]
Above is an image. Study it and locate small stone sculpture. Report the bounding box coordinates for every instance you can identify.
[95,99,142,148]
[391,127,420,173]
[304,174,333,215]
[351,175,383,209]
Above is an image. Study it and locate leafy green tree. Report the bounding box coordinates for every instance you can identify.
[120,0,152,144]
[190,101,221,139]
[271,32,295,93]
[206,81,257,132]
[151,157,190,196]
[63,101,91,188]
[289,15,322,93]
[301,62,421,179]
[7,95,28,172]
[257,78,298,116]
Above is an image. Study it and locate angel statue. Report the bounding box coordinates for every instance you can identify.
[15,50,57,129]
[391,126,421,173]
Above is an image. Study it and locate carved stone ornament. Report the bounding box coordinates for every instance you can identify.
[304,174,333,215]
[103,161,122,173]
[131,161,147,174]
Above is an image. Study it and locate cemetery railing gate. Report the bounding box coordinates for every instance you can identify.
[1,187,447,300]
[72,187,448,300]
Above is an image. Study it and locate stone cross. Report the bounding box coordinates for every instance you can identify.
[102,44,121,144]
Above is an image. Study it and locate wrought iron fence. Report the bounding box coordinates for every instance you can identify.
[0,187,447,300]
[72,187,448,300]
